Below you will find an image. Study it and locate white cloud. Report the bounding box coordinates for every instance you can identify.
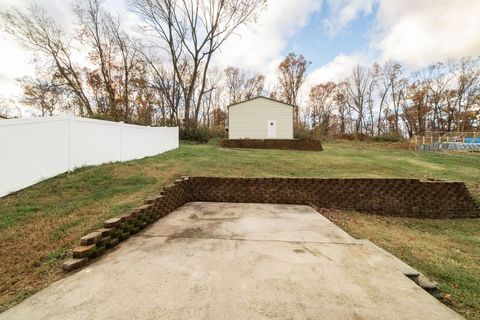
[307,54,364,84]
[299,53,365,103]
[216,0,322,84]
[322,0,373,36]
[374,0,480,68]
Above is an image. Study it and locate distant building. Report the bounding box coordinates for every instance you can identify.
[227,96,294,139]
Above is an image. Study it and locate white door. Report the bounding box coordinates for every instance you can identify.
[267,120,277,138]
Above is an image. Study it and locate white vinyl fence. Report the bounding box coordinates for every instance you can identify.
[0,116,179,197]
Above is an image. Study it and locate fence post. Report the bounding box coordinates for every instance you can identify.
[177,127,180,148]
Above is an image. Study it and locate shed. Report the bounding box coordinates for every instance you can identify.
[228,96,294,139]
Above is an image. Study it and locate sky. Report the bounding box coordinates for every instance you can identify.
[1,0,480,116]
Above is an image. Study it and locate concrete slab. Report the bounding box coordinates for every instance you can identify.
[358,239,421,279]
[0,202,463,320]
[143,202,358,244]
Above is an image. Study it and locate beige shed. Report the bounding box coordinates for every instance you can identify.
[227,97,294,139]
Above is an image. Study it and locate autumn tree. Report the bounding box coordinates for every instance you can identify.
[277,53,311,123]
[451,57,480,132]
[400,82,429,138]
[309,82,336,135]
[19,76,62,116]
[333,81,350,135]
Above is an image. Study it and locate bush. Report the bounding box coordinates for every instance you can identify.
[370,133,405,143]
[294,125,323,141]
[180,126,210,143]
[180,125,226,143]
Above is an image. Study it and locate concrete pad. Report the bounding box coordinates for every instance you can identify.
[0,203,463,320]
[143,202,358,244]
[358,239,421,279]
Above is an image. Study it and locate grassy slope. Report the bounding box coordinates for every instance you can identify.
[0,141,479,317]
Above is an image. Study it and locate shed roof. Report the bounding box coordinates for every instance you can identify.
[227,96,295,109]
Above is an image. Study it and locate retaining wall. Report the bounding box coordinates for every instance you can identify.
[220,139,323,151]
[63,176,479,271]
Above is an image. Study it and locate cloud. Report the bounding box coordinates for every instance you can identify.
[299,53,365,103]
[373,0,480,68]
[322,0,373,36]
[216,0,322,83]
[307,54,364,84]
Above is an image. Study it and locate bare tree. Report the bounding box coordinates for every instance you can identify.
[346,65,369,133]
[225,66,243,104]
[1,5,93,116]
[243,73,265,99]
[225,66,264,104]
[130,0,266,131]
[107,14,141,121]
[383,61,406,133]
[75,0,117,112]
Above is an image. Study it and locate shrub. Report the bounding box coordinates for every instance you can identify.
[370,133,405,142]
[180,125,226,143]
[180,126,210,143]
[294,125,323,141]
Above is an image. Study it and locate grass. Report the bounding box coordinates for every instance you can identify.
[0,140,479,317]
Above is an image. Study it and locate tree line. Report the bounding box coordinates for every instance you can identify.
[2,0,479,138]
[305,58,480,139]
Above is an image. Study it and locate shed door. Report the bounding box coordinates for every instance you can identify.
[267,120,277,138]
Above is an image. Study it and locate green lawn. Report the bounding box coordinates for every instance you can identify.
[0,141,479,318]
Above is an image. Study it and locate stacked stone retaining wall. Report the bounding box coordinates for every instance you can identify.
[63,176,479,271]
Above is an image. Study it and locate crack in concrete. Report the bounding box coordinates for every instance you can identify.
[135,233,362,246]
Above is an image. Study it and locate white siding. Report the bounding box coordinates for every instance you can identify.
[228,97,293,139]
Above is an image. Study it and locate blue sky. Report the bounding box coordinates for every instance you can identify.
[285,4,375,69]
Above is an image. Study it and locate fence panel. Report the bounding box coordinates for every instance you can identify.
[0,116,179,197]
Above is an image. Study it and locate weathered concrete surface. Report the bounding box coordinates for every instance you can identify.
[0,202,462,320]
